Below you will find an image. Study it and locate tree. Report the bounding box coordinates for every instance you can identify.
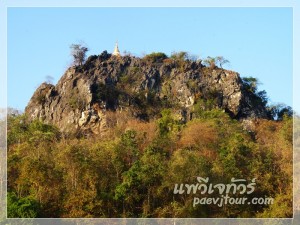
[203,56,229,69]
[178,120,218,153]
[114,145,167,217]
[70,43,89,66]
[268,104,293,120]
[143,52,168,63]
[242,76,259,93]
[203,56,216,69]
[45,75,54,84]
[7,192,41,218]
[215,56,229,68]
[170,51,188,61]
[157,109,180,137]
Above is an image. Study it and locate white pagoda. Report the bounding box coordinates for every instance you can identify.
[112,42,121,57]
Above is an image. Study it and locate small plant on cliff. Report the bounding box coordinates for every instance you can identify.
[68,90,86,110]
[170,51,190,72]
[143,52,168,64]
[36,94,46,104]
[170,51,189,61]
[70,43,89,66]
[91,83,119,110]
[204,56,229,69]
[215,56,230,69]
[203,56,216,69]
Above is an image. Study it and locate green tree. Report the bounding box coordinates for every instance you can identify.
[203,56,216,69]
[203,56,229,69]
[115,144,167,217]
[170,51,188,61]
[242,76,259,93]
[7,116,59,146]
[158,149,212,217]
[7,115,28,145]
[215,56,230,68]
[157,109,180,137]
[268,103,293,120]
[7,192,41,218]
[143,52,168,63]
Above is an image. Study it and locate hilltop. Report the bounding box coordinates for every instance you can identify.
[25,51,270,135]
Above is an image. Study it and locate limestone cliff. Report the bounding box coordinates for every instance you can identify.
[25,51,270,135]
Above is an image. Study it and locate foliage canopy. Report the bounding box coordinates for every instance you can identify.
[7,108,293,218]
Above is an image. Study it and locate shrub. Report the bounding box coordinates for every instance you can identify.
[203,56,216,69]
[36,94,46,104]
[203,56,229,69]
[215,56,229,68]
[91,83,119,110]
[7,192,41,218]
[170,51,188,61]
[84,55,98,65]
[143,52,168,63]
[162,58,174,65]
[170,51,190,72]
[68,91,86,110]
[242,77,259,93]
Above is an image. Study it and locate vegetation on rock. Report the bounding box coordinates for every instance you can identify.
[70,43,89,66]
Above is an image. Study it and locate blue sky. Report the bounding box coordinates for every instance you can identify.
[7,7,292,111]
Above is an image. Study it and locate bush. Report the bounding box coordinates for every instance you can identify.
[203,56,229,69]
[143,52,168,63]
[242,77,259,93]
[7,192,41,218]
[68,90,86,110]
[268,104,293,120]
[170,51,188,61]
[84,55,98,65]
[170,51,190,72]
[91,83,119,110]
[203,56,216,69]
[36,94,46,104]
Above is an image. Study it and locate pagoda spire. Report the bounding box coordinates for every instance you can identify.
[112,41,121,56]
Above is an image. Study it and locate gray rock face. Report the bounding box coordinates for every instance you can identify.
[25,51,270,135]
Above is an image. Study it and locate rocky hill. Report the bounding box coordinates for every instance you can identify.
[25,51,270,135]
